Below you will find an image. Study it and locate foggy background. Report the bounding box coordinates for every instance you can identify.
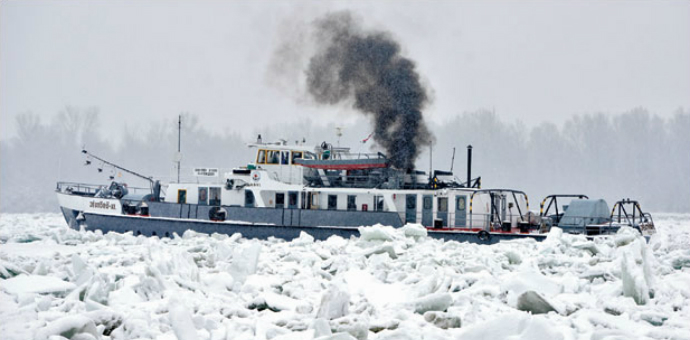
[1,1,689,213]
[1,107,688,213]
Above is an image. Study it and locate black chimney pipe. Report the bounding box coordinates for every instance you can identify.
[467,145,473,188]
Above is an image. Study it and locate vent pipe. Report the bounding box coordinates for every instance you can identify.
[467,145,473,188]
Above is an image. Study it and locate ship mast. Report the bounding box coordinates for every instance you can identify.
[177,115,181,183]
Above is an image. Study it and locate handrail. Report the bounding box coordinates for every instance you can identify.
[56,181,152,196]
[539,194,589,219]
[469,189,529,230]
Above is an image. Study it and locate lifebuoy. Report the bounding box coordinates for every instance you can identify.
[477,230,491,242]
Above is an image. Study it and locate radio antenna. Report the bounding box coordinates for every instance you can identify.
[450,147,456,172]
[177,114,181,183]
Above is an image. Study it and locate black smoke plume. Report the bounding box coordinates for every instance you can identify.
[306,11,433,169]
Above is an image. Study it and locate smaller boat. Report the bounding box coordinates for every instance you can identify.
[539,195,655,237]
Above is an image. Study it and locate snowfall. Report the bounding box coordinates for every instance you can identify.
[1,214,689,340]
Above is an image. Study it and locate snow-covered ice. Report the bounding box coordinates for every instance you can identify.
[1,213,689,339]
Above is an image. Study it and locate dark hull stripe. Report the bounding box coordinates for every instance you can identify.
[80,213,546,245]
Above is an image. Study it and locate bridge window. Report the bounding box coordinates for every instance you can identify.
[281,151,289,165]
[257,150,266,164]
[328,195,337,210]
[291,151,303,165]
[267,150,280,164]
[177,189,187,204]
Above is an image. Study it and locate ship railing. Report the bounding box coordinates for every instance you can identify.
[304,173,431,189]
[466,212,535,231]
[56,182,152,197]
[56,182,102,196]
[347,152,387,160]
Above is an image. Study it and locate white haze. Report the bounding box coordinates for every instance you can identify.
[1,1,689,143]
[0,107,688,214]
[1,1,689,213]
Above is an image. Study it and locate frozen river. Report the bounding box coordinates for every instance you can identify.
[1,213,689,340]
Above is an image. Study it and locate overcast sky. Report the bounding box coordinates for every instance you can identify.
[1,1,689,143]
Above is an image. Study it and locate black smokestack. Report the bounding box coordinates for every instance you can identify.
[306,11,433,169]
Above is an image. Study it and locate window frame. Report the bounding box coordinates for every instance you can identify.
[374,195,384,211]
[347,195,357,211]
[288,192,298,208]
[256,149,266,164]
[438,197,448,212]
[291,151,303,165]
[456,196,466,210]
[266,150,280,165]
[275,192,285,208]
[423,196,432,210]
[198,187,209,206]
[209,187,221,206]
[327,194,338,210]
[177,189,187,204]
[244,190,255,207]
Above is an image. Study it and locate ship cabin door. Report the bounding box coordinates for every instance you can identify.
[455,195,467,227]
[405,194,417,223]
[307,192,319,209]
[437,197,448,227]
[177,190,187,204]
[244,190,255,208]
[422,195,433,227]
[275,193,285,209]
[288,191,298,209]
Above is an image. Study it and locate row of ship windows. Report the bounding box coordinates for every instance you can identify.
[176,187,221,205]
[256,192,386,211]
[176,189,467,212]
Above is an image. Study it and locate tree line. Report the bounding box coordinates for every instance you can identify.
[0,106,687,213]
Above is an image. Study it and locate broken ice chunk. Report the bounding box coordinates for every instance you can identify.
[423,311,462,329]
[169,299,199,340]
[329,315,369,340]
[516,290,557,314]
[361,244,397,259]
[412,292,452,314]
[312,318,332,337]
[358,224,396,242]
[0,274,76,296]
[229,242,261,286]
[317,284,350,320]
[402,223,427,238]
[292,231,315,246]
[35,315,99,340]
[617,228,653,305]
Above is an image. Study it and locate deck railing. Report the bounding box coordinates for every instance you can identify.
[56,182,152,197]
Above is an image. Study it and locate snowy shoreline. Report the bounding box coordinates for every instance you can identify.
[1,213,689,340]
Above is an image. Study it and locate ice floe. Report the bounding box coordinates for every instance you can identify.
[1,213,689,339]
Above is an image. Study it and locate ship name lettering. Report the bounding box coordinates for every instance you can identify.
[89,200,116,210]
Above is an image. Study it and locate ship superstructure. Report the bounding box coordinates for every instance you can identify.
[56,136,655,244]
